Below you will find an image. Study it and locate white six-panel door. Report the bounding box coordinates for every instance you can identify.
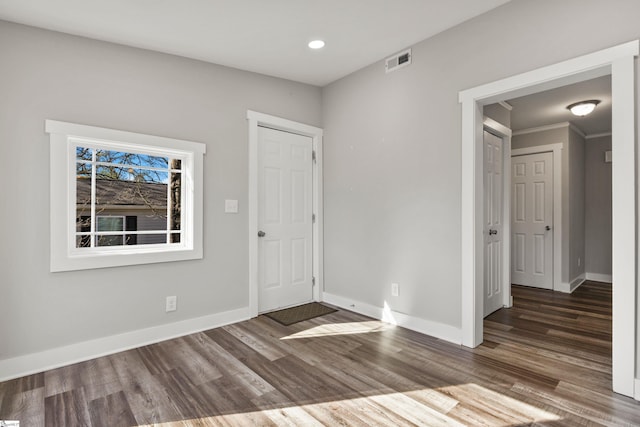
[258,126,313,312]
[483,131,505,316]
[511,152,553,289]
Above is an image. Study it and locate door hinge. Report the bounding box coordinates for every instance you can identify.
[312,277,316,287]
[312,150,317,163]
[312,213,316,223]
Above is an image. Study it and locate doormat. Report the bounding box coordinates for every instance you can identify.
[263,302,337,326]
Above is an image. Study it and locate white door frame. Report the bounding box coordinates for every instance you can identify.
[483,117,512,311]
[511,143,563,293]
[459,40,638,397]
[247,110,324,317]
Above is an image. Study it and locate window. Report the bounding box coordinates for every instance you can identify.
[75,145,182,248]
[47,120,205,272]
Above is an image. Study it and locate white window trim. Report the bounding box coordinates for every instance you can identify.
[47,120,206,272]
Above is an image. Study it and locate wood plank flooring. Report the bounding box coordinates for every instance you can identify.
[1,281,639,426]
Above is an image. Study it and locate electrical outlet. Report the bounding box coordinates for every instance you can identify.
[391,283,399,297]
[578,257,581,267]
[166,296,177,312]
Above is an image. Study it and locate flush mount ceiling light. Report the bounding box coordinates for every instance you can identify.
[567,100,600,117]
[308,40,325,49]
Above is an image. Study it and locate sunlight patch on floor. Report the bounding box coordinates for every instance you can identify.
[437,383,562,425]
[280,321,395,340]
[135,383,562,426]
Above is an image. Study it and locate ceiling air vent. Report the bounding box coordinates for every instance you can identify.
[385,48,412,73]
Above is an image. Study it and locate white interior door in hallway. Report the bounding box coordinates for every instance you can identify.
[511,152,553,289]
[483,130,506,316]
[258,126,313,312]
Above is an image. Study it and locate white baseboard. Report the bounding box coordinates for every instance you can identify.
[635,378,640,401]
[0,306,251,382]
[555,281,572,293]
[322,292,462,345]
[558,272,613,293]
[556,275,585,293]
[569,274,586,292]
[585,272,613,283]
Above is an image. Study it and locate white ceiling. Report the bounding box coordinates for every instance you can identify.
[508,75,612,136]
[0,0,511,87]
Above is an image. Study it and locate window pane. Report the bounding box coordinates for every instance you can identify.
[95,165,167,183]
[170,232,181,244]
[125,168,168,184]
[95,166,168,222]
[76,235,91,248]
[76,215,91,233]
[97,216,124,232]
[137,234,167,245]
[95,149,168,169]
[76,146,92,161]
[96,235,124,247]
[75,215,91,248]
[170,158,182,170]
[76,162,92,179]
[76,165,92,219]
[170,172,181,230]
[125,216,137,245]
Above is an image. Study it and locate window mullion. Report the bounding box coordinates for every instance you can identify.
[90,149,96,248]
[93,160,170,174]
[166,163,171,244]
[180,170,185,243]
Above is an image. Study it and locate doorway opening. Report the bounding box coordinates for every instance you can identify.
[459,41,638,397]
[247,111,324,317]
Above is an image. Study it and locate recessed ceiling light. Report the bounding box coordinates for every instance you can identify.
[567,100,600,117]
[308,40,325,49]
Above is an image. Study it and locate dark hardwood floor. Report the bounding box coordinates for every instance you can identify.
[1,281,639,426]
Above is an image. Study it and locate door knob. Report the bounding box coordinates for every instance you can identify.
[257,230,266,237]
[545,225,551,231]
[489,229,498,235]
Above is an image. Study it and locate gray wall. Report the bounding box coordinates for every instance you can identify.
[512,128,566,150]
[0,20,322,361]
[484,103,511,128]
[585,136,613,277]
[322,0,639,341]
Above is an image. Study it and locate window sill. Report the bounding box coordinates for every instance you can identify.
[51,245,203,272]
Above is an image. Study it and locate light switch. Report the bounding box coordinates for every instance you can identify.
[605,150,612,163]
[225,199,239,213]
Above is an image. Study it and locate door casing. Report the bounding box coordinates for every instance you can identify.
[247,110,324,317]
[459,40,638,397]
